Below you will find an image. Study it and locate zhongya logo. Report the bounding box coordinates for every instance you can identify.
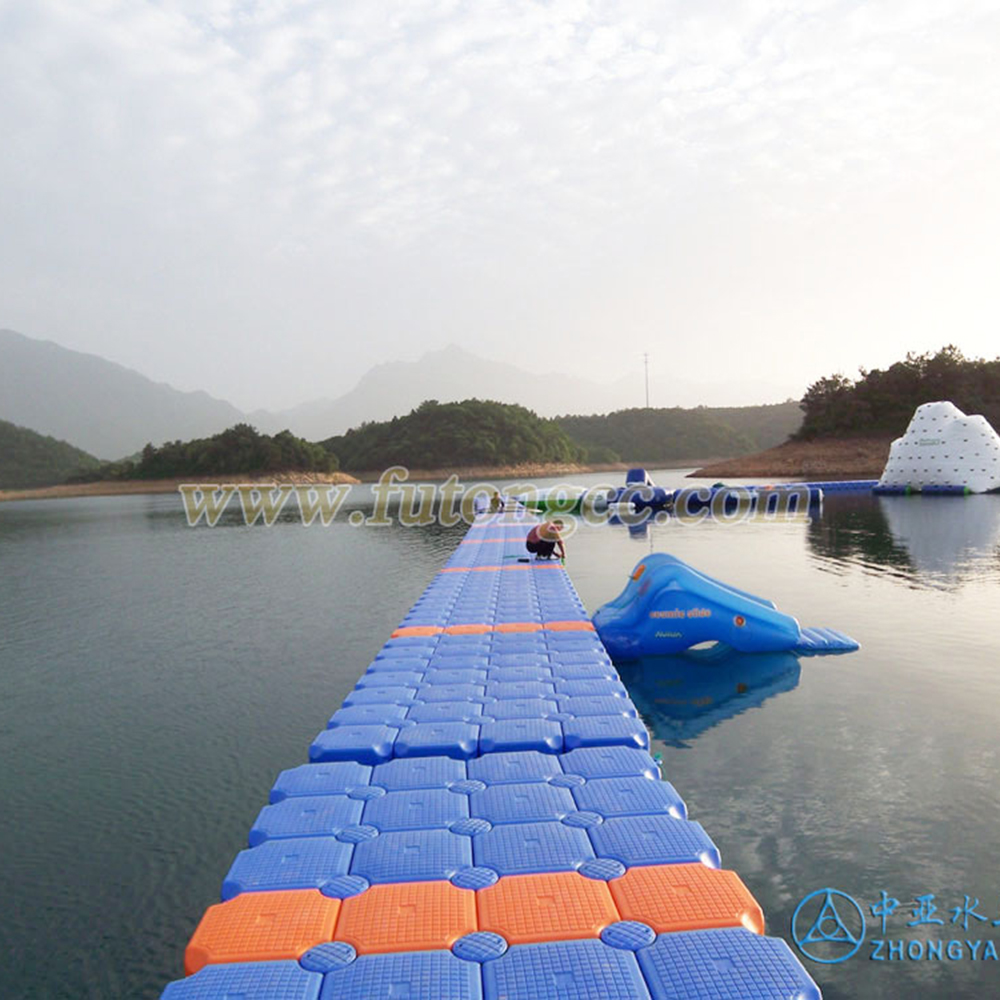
[792,888,866,964]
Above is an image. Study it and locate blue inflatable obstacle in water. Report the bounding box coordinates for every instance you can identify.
[593,553,859,658]
[612,468,824,516]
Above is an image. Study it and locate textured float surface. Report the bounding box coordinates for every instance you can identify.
[161,513,820,999]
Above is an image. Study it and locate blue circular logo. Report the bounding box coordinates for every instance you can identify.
[791,888,866,964]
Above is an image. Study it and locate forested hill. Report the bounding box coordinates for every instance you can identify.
[73,424,337,481]
[796,346,1000,440]
[554,401,802,465]
[0,420,101,489]
[323,399,799,471]
[324,399,586,470]
[2,399,802,489]
[693,401,803,450]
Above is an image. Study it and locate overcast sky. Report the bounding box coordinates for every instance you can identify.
[2,0,998,411]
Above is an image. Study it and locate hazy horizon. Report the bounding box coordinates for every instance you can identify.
[2,2,998,411]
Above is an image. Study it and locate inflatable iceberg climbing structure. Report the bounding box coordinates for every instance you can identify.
[593,553,859,659]
[877,401,1000,494]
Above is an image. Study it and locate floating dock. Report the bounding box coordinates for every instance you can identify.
[160,512,822,1000]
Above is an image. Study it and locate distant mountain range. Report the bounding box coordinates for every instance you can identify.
[252,345,799,442]
[0,328,800,459]
[0,328,244,459]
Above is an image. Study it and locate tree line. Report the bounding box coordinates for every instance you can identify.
[554,401,800,465]
[70,423,337,482]
[796,346,1000,440]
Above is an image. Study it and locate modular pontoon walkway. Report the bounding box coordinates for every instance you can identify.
[161,512,821,1000]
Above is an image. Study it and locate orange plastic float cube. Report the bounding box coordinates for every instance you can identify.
[609,863,765,935]
[542,621,596,631]
[443,624,493,635]
[335,880,477,954]
[477,871,619,944]
[494,622,544,633]
[390,626,444,637]
[184,890,340,974]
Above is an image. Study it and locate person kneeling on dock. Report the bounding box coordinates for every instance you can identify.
[526,520,566,560]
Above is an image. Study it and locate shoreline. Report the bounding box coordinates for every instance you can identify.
[342,457,734,483]
[0,457,739,504]
[690,436,893,480]
[346,461,610,483]
[0,471,360,504]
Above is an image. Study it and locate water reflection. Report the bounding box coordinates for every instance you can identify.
[807,494,1000,584]
[878,495,1000,579]
[806,496,910,571]
[616,647,801,747]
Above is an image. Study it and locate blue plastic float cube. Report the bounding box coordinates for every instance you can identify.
[433,643,491,658]
[479,720,563,754]
[221,837,354,899]
[470,782,577,824]
[588,816,721,869]
[249,795,365,845]
[562,716,649,751]
[417,684,487,702]
[428,657,492,673]
[572,777,687,820]
[162,961,322,1000]
[473,820,595,875]
[270,762,373,803]
[486,681,557,700]
[559,748,659,781]
[421,668,490,685]
[381,637,438,651]
[550,663,618,680]
[489,637,547,651]
[372,756,467,791]
[350,828,472,883]
[372,655,433,670]
[549,649,614,665]
[554,679,628,697]
[327,704,410,728]
[362,788,469,831]
[394,722,480,760]
[344,683,419,703]
[319,949,482,1000]
[468,750,564,786]
[309,725,397,764]
[559,696,635,718]
[368,656,431,672]
[485,666,553,683]
[488,698,560,721]
[406,701,484,724]
[489,653,550,668]
[482,939,650,1000]
[636,928,821,1000]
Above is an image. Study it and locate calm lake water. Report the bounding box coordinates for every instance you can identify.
[2,472,999,999]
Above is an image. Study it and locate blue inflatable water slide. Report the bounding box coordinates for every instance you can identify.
[594,554,858,660]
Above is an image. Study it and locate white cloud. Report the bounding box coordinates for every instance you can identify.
[1,0,998,409]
